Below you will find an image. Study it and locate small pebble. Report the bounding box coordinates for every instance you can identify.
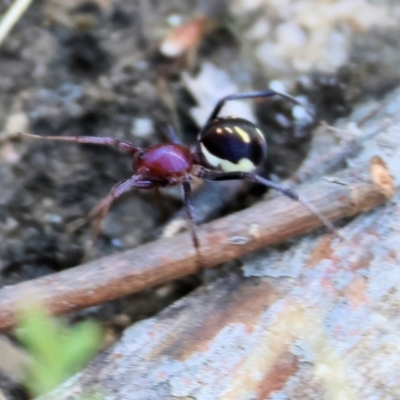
[131,118,153,138]
[5,112,29,134]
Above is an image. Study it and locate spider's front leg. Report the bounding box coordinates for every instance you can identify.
[202,89,314,130]
[158,123,182,145]
[21,132,143,155]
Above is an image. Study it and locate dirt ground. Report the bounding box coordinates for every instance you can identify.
[0,0,400,398]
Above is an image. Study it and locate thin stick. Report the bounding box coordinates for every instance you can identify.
[0,159,393,332]
[0,0,33,47]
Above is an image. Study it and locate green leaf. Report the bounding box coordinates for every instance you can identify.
[60,320,102,375]
[15,301,102,396]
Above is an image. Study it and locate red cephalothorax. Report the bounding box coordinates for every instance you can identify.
[134,144,192,179]
[23,90,336,252]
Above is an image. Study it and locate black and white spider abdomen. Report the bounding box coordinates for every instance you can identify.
[198,117,267,172]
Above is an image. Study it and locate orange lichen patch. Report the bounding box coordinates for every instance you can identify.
[255,351,298,399]
[217,301,305,399]
[348,251,374,272]
[344,275,368,309]
[319,277,338,294]
[308,236,334,267]
[370,156,395,199]
[109,353,122,362]
[153,278,280,360]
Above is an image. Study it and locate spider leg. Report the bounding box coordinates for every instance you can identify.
[68,174,155,245]
[158,122,182,144]
[21,132,143,155]
[196,168,337,235]
[181,175,199,250]
[203,90,314,128]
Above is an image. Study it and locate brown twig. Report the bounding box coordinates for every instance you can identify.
[0,158,393,332]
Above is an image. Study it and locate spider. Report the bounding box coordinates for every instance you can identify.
[23,90,335,251]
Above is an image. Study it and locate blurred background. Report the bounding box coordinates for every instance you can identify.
[0,0,399,398]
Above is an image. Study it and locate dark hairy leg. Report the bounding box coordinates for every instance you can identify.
[21,132,143,155]
[196,168,337,235]
[202,90,314,129]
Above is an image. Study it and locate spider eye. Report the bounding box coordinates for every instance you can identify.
[198,117,267,172]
